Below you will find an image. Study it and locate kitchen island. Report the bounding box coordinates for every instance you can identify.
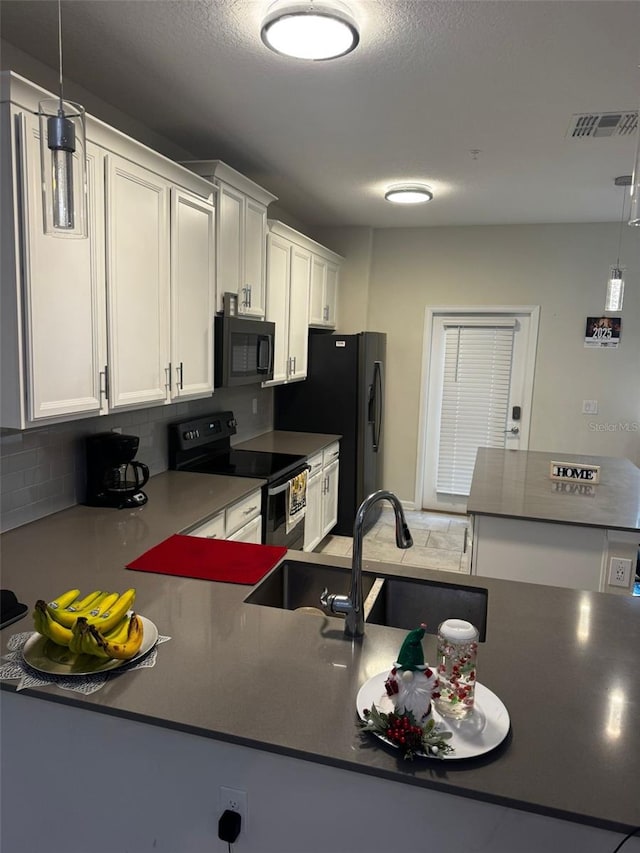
[1,470,639,853]
[468,448,640,593]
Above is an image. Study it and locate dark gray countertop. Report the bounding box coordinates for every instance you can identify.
[235,429,341,456]
[1,469,639,832]
[468,448,640,532]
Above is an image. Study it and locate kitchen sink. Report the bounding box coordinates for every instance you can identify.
[244,559,378,613]
[365,576,488,641]
[245,560,488,641]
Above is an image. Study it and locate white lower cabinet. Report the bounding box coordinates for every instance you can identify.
[321,458,340,539]
[187,512,225,540]
[227,515,262,544]
[303,452,324,552]
[186,488,262,544]
[304,444,340,551]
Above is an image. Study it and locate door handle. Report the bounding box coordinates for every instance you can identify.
[504,426,520,435]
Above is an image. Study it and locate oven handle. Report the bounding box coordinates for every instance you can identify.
[267,465,311,497]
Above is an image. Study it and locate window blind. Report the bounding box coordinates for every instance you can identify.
[436,325,515,496]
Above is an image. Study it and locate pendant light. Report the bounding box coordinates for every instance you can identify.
[605,177,629,312]
[38,0,87,238]
[384,184,434,205]
[261,0,359,61]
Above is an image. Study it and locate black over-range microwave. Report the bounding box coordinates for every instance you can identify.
[214,315,275,387]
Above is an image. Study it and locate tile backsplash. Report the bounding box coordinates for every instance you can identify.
[0,387,273,532]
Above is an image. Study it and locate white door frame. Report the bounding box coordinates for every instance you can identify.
[414,305,540,512]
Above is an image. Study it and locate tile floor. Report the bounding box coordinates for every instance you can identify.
[315,508,470,574]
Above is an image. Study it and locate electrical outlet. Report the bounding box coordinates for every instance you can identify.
[608,557,632,588]
[220,786,247,828]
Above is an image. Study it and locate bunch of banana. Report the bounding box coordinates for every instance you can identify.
[44,587,135,631]
[70,613,144,661]
[32,587,143,661]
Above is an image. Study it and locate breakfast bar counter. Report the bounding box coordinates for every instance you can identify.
[468,448,640,593]
[1,470,639,852]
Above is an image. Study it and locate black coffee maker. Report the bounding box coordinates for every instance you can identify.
[85,433,149,509]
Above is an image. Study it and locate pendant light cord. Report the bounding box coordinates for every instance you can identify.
[614,185,627,267]
[57,0,64,110]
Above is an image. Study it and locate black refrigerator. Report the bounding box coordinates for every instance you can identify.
[274,331,386,536]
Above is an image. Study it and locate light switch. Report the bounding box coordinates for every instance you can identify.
[582,400,598,415]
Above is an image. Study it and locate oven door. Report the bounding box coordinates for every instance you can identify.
[264,466,309,550]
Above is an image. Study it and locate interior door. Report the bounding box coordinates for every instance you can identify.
[420,309,538,512]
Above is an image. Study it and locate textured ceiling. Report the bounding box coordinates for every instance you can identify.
[2,0,639,228]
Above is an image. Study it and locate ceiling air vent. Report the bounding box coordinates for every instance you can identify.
[567,111,638,139]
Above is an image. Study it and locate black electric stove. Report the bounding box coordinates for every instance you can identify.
[168,412,308,549]
[181,448,305,481]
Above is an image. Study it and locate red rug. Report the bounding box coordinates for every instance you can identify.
[126,534,287,585]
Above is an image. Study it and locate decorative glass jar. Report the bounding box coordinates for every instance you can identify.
[433,619,479,719]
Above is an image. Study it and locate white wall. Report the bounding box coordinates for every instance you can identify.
[316,223,639,504]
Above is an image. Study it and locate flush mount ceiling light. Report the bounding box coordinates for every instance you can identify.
[384,184,434,205]
[261,0,359,60]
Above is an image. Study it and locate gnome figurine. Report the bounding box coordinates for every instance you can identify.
[384,623,438,723]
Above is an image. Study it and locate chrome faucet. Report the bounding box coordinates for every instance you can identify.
[320,490,413,637]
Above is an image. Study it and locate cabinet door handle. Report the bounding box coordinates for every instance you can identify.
[165,363,172,390]
[100,365,109,402]
[292,355,296,374]
[177,361,184,390]
[248,284,252,307]
[243,505,258,515]
[323,305,329,321]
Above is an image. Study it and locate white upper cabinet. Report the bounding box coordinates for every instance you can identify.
[1,72,216,428]
[1,106,107,428]
[182,161,277,319]
[264,232,291,385]
[263,222,312,387]
[288,243,312,381]
[217,182,244,306]
[105,154,171,410]
[309,250,341,329]
[170,189,215,400]
[243,197,268,318]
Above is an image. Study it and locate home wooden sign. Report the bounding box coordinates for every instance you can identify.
[549,461,600,484]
